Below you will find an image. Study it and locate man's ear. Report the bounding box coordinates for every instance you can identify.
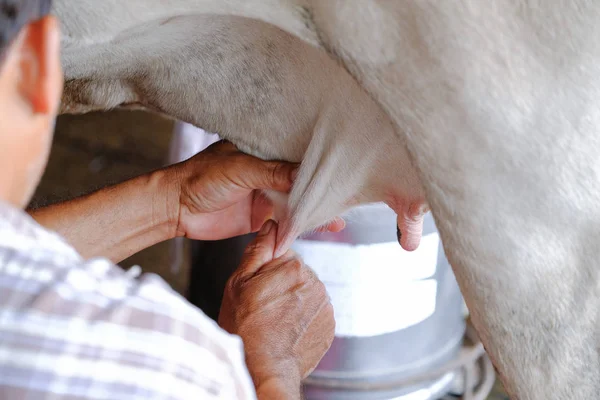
[15,15,63,116]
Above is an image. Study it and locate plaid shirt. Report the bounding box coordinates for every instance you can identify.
[0,201,256,400]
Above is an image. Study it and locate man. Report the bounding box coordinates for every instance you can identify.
[0,0,339,398]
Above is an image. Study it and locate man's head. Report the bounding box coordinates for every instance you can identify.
[0,0,61,208]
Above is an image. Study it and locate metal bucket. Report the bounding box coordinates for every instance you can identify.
[292,203,466,400]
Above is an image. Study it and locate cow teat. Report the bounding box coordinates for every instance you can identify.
[387,199,429,252]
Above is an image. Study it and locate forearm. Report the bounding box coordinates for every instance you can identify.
[28,167,180,263]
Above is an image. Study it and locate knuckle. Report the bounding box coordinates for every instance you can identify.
[304,264,319,281]
[302,265,321,287]
[285,258,305,278]
[234,302,253,321]
[231,152,247,165]
[268,161,291,188]
[216,140,236,152]
[314,280,328,298]
[288,258,303,271]
[270,162,283,181]
[225,272,243,293]
[324,301,335,318]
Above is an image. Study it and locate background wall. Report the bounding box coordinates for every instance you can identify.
[29,110,190,295]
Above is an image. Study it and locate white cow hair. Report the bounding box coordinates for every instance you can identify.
[56,9,427,253]
[53,1,600,399]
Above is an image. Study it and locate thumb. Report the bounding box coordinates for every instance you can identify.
[238,219,278,277]
[243,159,299,193]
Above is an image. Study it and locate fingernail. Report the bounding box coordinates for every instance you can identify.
[396,226,402,242]
[259,219,276,236]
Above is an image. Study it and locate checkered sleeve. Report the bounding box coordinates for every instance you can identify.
[0,248,257,400]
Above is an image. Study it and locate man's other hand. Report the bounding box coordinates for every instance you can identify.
[219,220,335,398]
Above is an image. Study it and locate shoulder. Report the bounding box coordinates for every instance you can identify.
[0,250,256,400]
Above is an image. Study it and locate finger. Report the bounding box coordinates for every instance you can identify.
[237,219,278,277]
[253,249,299,276]
[246,255,310,304]
[207,139,237,153]
[325,217,346,232]
[315,217,346,233]
[239,158,300,193]
[250,252,314,300]
[250,191,275,232]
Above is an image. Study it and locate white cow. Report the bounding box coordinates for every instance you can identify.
[53,1,600,399]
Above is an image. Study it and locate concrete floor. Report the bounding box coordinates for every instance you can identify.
[31,110,508,399]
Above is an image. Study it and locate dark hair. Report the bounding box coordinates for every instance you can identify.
[0,0,52,62]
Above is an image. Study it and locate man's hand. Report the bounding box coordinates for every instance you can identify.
[29,140,344,263]
[172,140,345,241]
[219,220,335,399]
